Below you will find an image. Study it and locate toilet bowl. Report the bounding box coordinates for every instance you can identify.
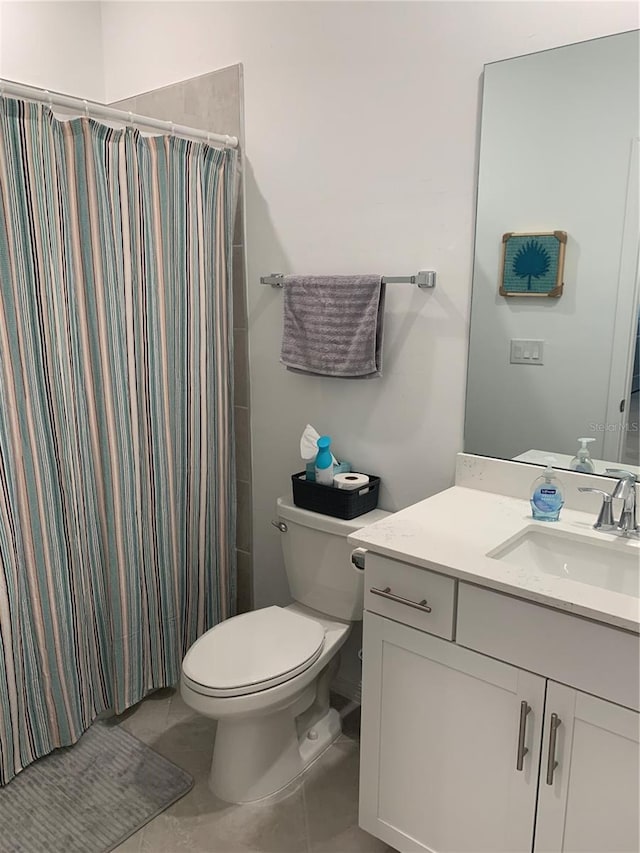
[180,496,390,804]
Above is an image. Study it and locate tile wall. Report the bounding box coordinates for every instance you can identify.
[112,65,253,612]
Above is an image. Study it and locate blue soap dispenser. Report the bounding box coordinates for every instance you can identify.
[530,457,565,522]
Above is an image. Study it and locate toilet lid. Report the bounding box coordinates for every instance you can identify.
[182,606,326,697]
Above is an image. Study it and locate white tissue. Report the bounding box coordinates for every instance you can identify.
[300,424,338,464]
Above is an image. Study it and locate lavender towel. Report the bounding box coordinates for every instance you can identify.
[280,275,385,378]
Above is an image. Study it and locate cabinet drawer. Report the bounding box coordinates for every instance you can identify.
[364,553,456,639]
[457,583,640,711]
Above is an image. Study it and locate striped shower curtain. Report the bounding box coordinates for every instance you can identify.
[0,97,237,784]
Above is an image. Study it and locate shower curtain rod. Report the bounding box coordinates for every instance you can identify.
[0,78,239,149]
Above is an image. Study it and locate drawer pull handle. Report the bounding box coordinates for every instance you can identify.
[370,586,432,613]
[516,701,531,771]
[545,713,562,785]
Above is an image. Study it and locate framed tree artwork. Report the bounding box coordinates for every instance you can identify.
[499,230,567,297]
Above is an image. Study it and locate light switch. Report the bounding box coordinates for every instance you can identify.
[510,339,544,365]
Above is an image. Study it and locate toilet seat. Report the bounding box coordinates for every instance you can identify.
[182,606,326,697]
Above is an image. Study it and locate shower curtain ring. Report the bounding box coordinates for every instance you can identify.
[83,100,89,118]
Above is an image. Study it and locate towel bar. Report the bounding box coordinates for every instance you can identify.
[260,271,436,289]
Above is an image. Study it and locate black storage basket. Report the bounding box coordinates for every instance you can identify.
[291,471,380,520]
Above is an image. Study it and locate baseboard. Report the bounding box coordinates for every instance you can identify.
[331,676,361,704]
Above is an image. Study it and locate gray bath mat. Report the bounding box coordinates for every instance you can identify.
[0,721,193,852]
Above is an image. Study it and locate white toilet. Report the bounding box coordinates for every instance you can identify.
[180,495,389,804]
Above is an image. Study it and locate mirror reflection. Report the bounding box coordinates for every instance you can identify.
[465,30,639,476]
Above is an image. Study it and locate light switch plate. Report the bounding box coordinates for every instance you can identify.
[510,339,544,365]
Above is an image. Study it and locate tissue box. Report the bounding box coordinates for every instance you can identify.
[291,471,380,520]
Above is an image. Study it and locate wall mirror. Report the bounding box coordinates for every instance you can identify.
[465,30,639,476]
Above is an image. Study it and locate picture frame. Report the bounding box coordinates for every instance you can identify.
[499,230,567,297]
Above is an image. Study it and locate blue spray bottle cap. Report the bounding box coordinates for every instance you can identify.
[315,436,333,471]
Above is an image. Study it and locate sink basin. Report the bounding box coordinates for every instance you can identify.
[488,527,640,598]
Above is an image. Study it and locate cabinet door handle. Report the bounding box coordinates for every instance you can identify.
[370,586,432,613]
[545,713,562,785]
[516,700,531,771]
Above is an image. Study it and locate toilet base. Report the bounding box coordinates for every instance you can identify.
[209,703,342,804]
[298,705,342,773]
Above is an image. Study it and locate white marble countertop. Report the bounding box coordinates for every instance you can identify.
[348,486,640,634]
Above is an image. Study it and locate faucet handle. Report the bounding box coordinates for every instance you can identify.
[578,487,615,529]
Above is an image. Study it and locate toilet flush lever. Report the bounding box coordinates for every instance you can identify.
[351,548,367,570]
[271,521,287,533]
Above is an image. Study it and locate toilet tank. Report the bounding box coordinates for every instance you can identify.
[276,496,391,621]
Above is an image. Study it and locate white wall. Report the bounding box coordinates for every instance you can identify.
[1,1,635,609]
[100,0,638,607]
[0,1,104,100]
[465,30,639,462]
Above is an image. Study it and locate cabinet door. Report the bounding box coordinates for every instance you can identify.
[359,612,546,853]
[535,682,640,853]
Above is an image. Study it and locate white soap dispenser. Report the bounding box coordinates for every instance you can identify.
[530,457,565,522]
[569,437,596,474]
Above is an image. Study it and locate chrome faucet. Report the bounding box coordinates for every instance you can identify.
[579,470,639,537]
[576,487,615,530]
[607,470,638,536]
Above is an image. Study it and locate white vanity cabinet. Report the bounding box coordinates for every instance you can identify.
[534,682,640,852]
[359,555,640,853]
[359,611,546,853]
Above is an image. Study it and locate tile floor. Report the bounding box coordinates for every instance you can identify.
[111,689,393,853]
